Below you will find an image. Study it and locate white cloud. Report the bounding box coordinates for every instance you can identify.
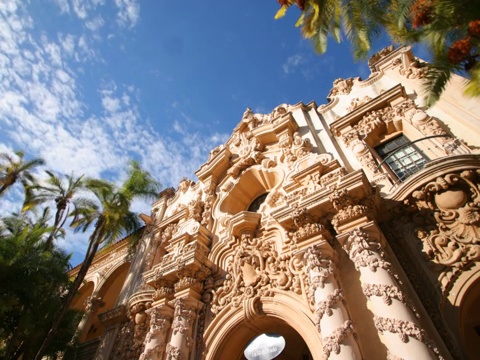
[115,0,140,28]
[0,0,230,263]
[51,0,70,14]
[85,15,105,32]
[282,54,304,74]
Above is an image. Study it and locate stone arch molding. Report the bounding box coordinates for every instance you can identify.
[202,293,322,360]
[218,165,284,215]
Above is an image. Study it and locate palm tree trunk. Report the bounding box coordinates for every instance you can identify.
[0,184,9,195]
[34,228,102,360]
[45,206,67,250]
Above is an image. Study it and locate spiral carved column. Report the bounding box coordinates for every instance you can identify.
[340,226,443,360]
[305,245,362,360]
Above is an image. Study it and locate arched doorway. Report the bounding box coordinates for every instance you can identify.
[235,317,313,360]
[203,296,320,360]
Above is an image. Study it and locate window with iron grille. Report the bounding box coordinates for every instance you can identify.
[375,134,429,181]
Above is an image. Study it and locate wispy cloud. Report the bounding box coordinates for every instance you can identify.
[282,54,305,74]
[0,0,229,260]
[115,0,140,28]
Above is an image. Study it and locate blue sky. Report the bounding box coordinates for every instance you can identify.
[0,1,391,264]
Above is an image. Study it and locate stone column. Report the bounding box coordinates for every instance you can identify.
[166,297,199,360]
[140,302,174,360]
[305,245,362,360]
[339,226,443,360]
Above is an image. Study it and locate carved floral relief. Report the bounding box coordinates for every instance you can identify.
[211,234,303,315]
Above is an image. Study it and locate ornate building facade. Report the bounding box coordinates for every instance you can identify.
[69,46,480,360]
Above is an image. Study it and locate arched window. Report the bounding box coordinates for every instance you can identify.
[248,193,269,213]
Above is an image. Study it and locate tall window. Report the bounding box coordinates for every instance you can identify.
[375,135,429,181]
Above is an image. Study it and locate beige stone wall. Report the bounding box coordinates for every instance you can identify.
[72,46,480,360]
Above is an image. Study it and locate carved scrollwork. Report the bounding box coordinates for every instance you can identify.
[211,234,302,315]
[280,131,312,165]
[186,192,204,222]
[328,77,356,97]
[84,295,104,313]
[409,170,480,291]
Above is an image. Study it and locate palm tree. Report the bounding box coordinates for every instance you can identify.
[275,0,390,58]
[0,210,78,360]
[0,150,45,197]
[34,160,160,360]
[274,0,480,103]
[23,171,91,249]
[391,0,480,103]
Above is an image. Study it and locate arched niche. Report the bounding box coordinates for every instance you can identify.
[203,294,321,360]
[81,262,131,343]
[219,167,283,215]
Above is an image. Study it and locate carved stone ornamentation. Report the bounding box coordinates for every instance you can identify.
[350,140,378,172]
[409,170,480,291]
[288,205,332,244]
[139,307,172,360]
[178,178,194,194]
[316,289,346,324]
[330,189,371,231]
[368,45,395,68]
[166,298,198,360]
[211,234,303,314]
[304,245,335,293]
[321,320,356,358]
[343,228,392,274]
[328,77,356,97]
[84,295,104,313]
[280,131,312,165]
[112,301,151,360]
[362,283,419,317]
[201,187,215,227]
[374,317,444,359]
[347,96,372,112]
[399,60,427,79]
[186,192,204,222]
[166,344,185,360]
[227,136,264,179]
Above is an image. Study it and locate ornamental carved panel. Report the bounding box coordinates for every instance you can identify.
[407,170,480,291]
[211,234,304,315]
